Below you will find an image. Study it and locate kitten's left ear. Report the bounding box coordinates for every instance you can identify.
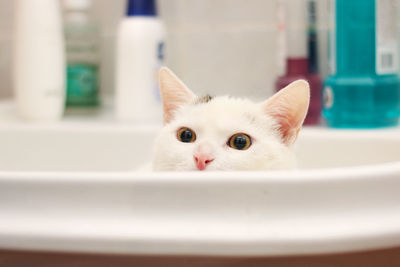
[159,67,197,124]
[262,80,310,146]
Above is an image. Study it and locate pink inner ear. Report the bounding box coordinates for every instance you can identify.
[272,108,303,145]
[162,90,194,123]
[263,80,310,146]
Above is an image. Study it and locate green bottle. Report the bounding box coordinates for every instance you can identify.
[323,0,400,128]
[64,0,99,106]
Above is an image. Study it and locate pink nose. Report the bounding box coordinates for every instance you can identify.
[194,154,214,171]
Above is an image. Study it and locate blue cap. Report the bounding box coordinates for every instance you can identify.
[126,0,157,16]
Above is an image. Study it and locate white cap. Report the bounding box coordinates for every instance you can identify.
[63,0,92,10]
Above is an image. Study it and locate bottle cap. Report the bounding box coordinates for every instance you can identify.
[126,0,157,16]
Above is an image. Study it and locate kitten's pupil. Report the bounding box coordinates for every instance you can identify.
[233,136,247,149]
[177,127,196,143]
[228,133,251,150]
[180,130,193,142]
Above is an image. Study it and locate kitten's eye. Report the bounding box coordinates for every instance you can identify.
[228,133,252,150]
[177,127,196,143]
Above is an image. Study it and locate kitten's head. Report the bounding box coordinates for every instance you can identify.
[153,68,309,171]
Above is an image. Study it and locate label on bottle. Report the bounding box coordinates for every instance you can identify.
[66,64,98,106]
[323,86,334,109]
[376,0,398,74]
[153,41,165,101]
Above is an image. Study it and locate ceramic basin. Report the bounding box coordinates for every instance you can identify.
[0,105,399,256]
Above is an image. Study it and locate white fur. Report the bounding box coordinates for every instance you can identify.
[152,96,297,171]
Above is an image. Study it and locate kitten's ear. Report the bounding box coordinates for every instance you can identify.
[159,67,197,124]
[262,80,310,146]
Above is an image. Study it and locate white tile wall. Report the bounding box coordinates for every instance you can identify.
[159,0,280,100]
[0,0,329,101]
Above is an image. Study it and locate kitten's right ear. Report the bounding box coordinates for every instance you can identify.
[262,80,310,146]
[159,67,197,124]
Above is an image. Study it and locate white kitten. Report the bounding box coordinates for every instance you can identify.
[153,68,310,171]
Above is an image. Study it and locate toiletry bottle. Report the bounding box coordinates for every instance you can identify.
[115,0,165,123]
[63,0,99,106]
[13,0,65,121]
[323,0,400,128]
[275,0,322,125]
[307,0,318,74]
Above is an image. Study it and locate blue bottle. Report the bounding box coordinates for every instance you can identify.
[323,0,400,128]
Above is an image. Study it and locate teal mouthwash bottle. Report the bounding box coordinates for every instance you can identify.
[63,0,99,106]
[323,0,400,128]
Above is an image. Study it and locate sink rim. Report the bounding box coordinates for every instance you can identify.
[0,160,399,183]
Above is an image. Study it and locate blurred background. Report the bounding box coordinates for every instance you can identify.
[0,0,399,127]
[0,0,329,101]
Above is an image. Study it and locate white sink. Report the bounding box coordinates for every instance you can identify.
[0,100,400,256]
